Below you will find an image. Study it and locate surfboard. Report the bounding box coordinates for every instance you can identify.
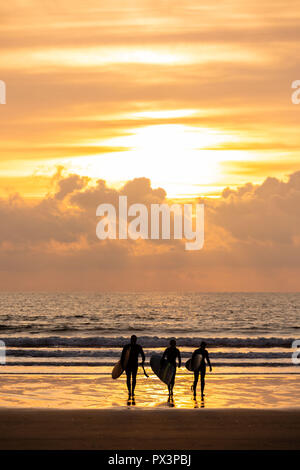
[112,347,130,379]
[185,353,203,371]
[150,354,175,385]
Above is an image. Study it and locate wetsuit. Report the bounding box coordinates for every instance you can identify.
[162,346,181,391]
[192,348,211,396]
[121,343,145,395]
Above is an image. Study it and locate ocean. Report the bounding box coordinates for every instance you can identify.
[0,292,299,374]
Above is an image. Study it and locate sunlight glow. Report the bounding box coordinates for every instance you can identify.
[1,44,269,70]
[131,109,198,119]
[59,124,250,197]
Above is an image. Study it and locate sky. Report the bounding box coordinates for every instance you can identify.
[1,0,300,290]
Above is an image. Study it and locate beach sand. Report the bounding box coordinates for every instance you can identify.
[0,372,300,409]
[0,372,299,449]
[0,408,299,450]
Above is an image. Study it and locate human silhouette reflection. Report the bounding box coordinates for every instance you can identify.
[127,396,136,407]
[167,394,175,407]
[193,396,205,408]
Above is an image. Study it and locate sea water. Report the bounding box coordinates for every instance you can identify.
[0,292,299,408]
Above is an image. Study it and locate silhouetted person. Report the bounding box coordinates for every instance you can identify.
[121,335,145,398]
[162,339,181,397]
[192,341,212,399]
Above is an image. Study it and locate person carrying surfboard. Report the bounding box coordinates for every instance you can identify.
[161,339,181,397]
[121,335,145,399]
[191,341,212,399]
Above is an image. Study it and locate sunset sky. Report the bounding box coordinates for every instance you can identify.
[1,1,300,290]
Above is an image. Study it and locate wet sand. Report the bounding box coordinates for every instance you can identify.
[0,372,300,409]
[0,408,299,449]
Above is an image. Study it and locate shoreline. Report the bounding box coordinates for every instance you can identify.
[0,371,299,374]
[0,372,299,409]
[0,408,299,450]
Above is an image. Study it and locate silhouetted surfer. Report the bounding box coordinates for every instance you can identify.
[121,335,145,398]
[191,341,212,399]
[162,339,181,397]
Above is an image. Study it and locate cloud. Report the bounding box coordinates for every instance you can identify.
[1,169,300,290]
[1,0,300,198]
[1,0,300,288]
[211,172,300,244]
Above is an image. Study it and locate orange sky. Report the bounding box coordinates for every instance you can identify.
[1,1,300,290]
[1,0,300,198]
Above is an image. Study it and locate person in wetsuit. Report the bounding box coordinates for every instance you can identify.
[192,341,212,399]
[162,339,181,397]
[121,335,145,398]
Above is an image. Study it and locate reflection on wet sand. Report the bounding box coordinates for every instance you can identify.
[0,369,299,409]
[127,396,136,407]
[167,395,175,407]
[193,398,205,409]
[155,396,176,408]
